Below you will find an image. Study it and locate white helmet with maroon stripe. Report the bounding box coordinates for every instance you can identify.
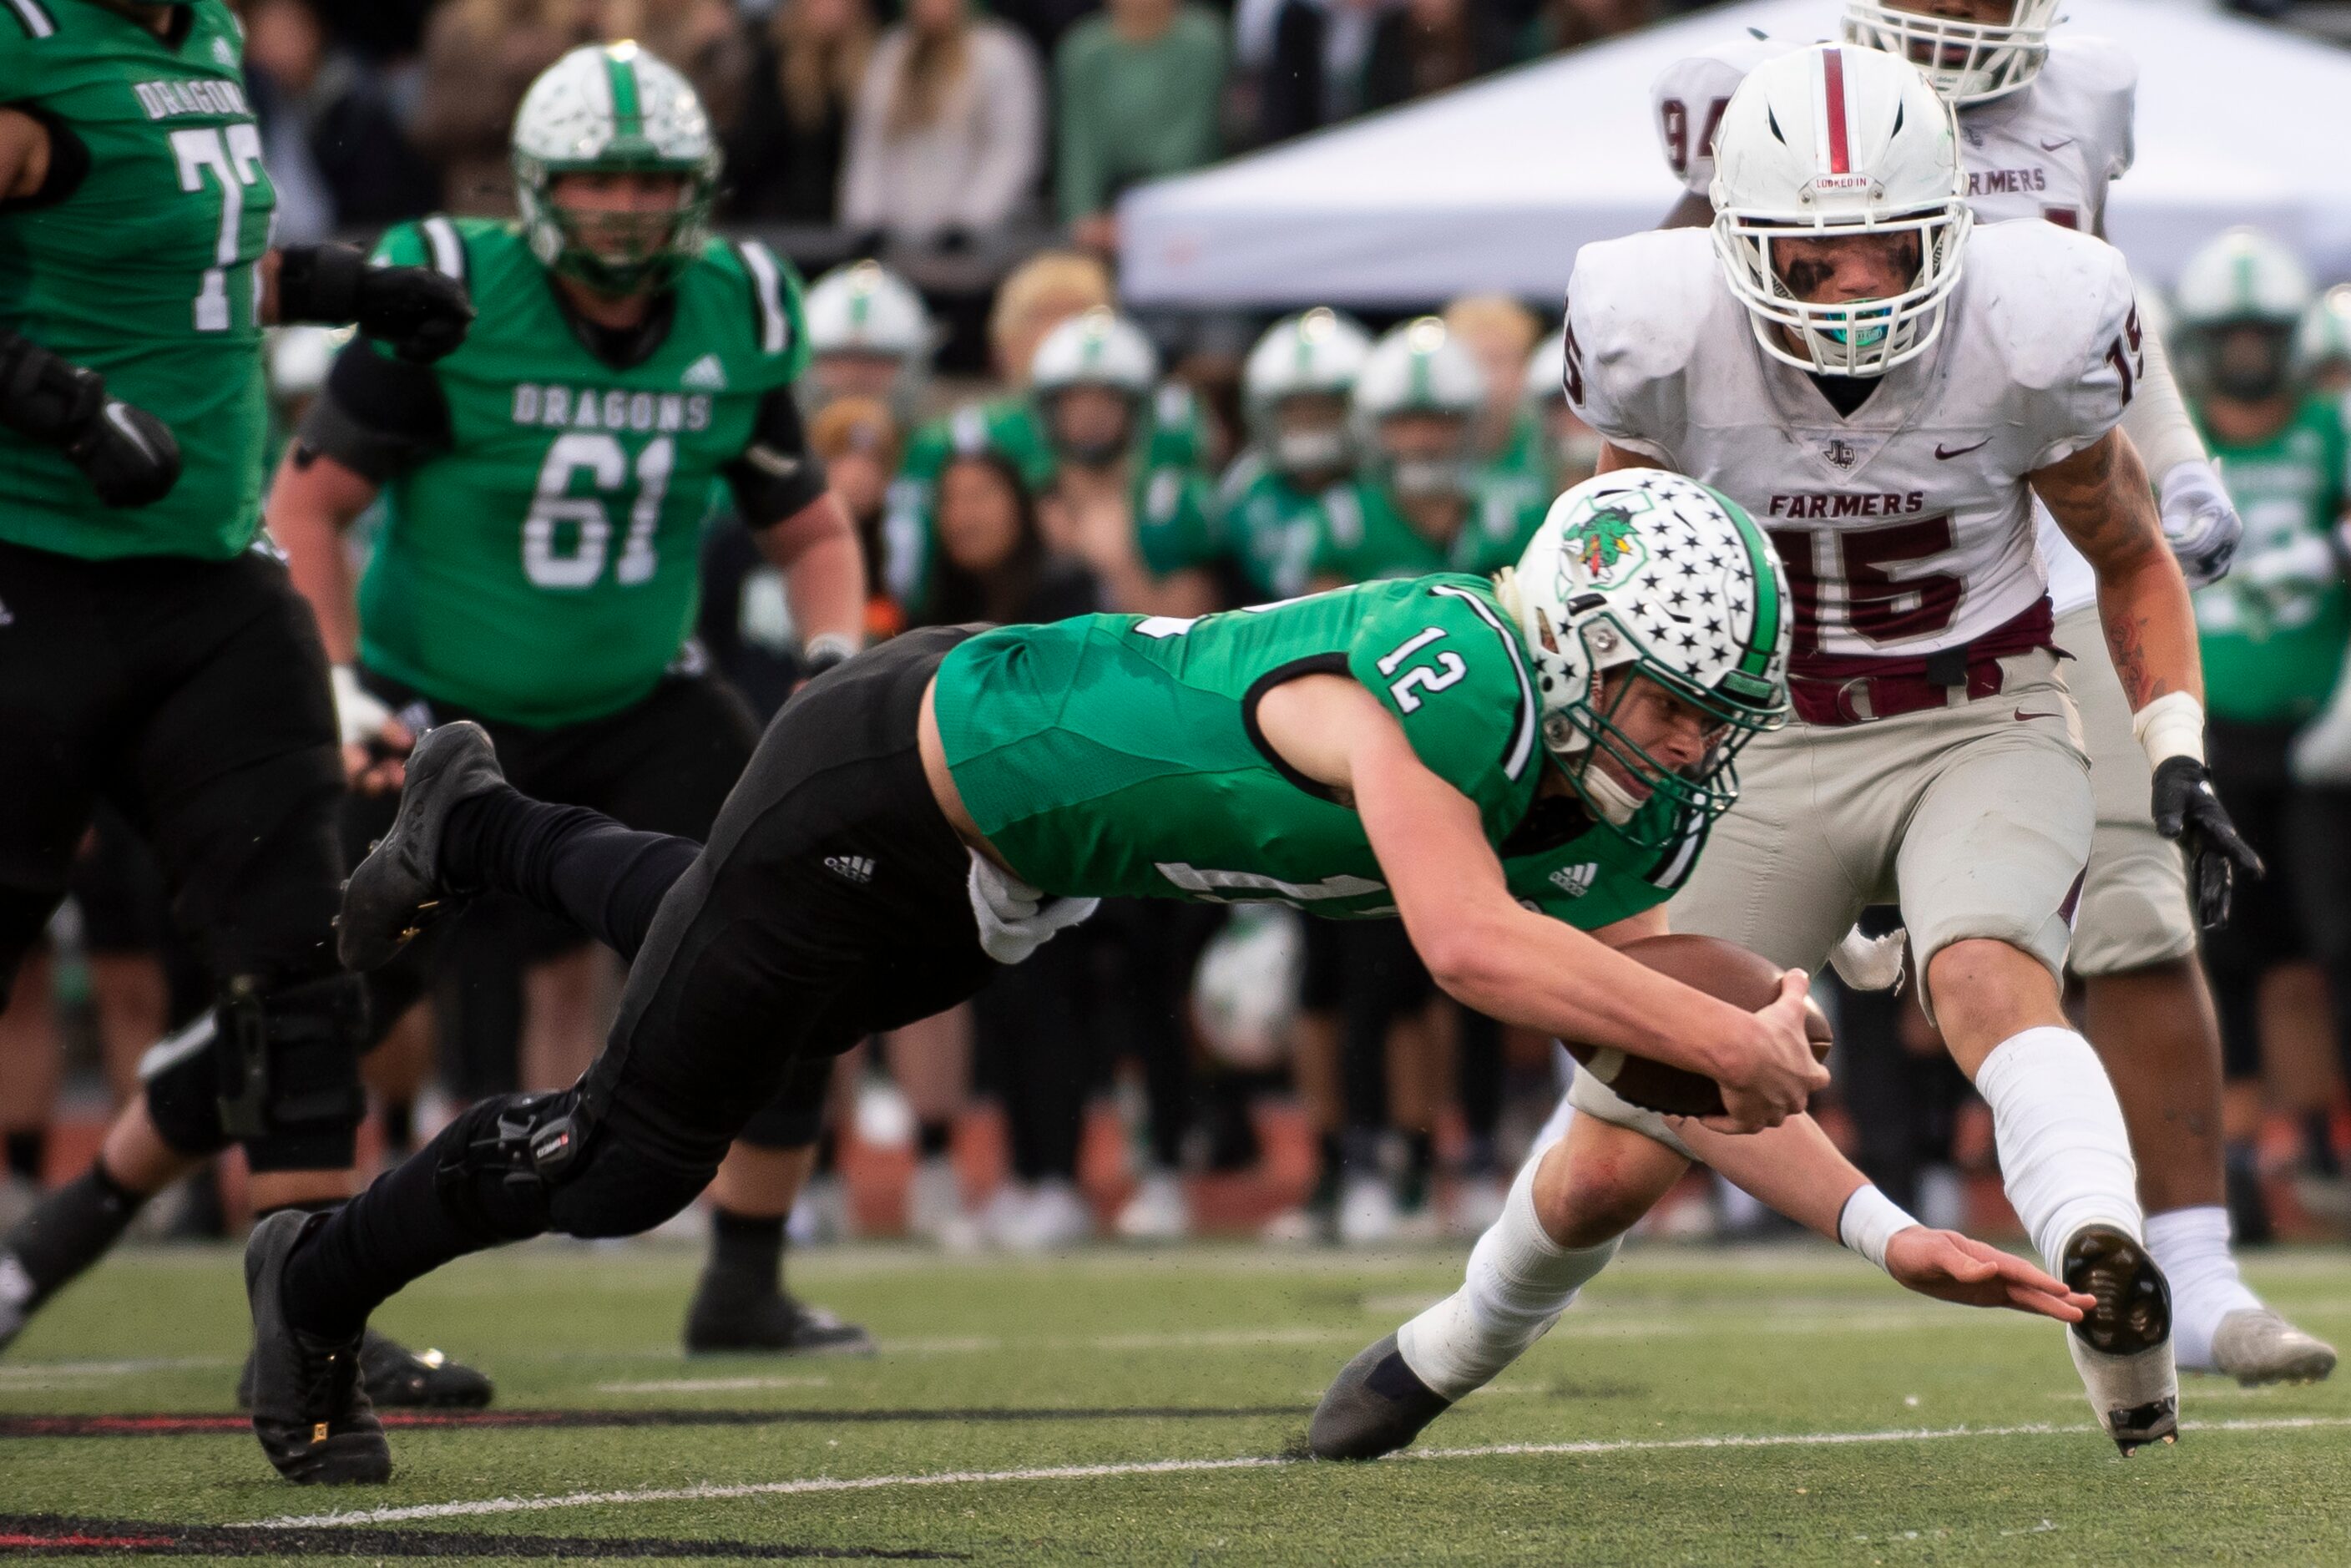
[1710,43,1969,377]
[1843,0,2062,107]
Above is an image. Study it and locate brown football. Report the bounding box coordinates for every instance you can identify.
[1562,933,1833,1118]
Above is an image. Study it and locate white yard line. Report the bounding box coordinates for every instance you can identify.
[240,1414,2351,1530]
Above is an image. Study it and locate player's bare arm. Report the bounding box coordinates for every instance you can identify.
[1264,672,1826,1130]
[2031,427,2197,710]
[754,489,868,659]
[0,104,48,198]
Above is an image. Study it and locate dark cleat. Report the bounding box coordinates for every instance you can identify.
[1310,1333,1454,1460]
[2062,1224,2178,1455]
[685,1284,877,1357]
[244,1211,391,1485]
[337,721,505,970]
[238,1328,493,1410]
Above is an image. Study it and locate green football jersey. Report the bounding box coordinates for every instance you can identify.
[1479,409,1553,522]
[0,0,275,559]
[935,576,1701,928]
[355,218,808,726]
[1216,449,1329,599]
[1308,478,1546,585]
[2192,395,2351,725]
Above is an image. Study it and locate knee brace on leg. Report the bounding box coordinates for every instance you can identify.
[431,1090,712,1243]
[217,974,370,1173]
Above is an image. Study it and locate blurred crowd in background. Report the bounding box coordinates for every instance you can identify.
[3,0,2350,1260]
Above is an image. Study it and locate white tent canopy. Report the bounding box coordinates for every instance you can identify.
[1120,0,2351,307]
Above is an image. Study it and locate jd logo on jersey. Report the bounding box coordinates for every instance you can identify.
[1560,508,1646,590]
[1822,438,1858,471]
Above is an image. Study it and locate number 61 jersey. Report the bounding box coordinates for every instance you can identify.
[0,0,276,560]
[354,216,807,727]
[1562,220,2140,689]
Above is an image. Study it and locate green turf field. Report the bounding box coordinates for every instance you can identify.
[2,1237,2346,1564]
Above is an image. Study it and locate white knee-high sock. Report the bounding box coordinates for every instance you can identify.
[1974,1025,2144,1267]
[1396,1154,1620,1400]
[2146,1206,2261,1368]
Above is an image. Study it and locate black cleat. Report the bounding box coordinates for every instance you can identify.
[2062,1224,2178,1455]
[337,720,504,970]
[237,1328,493,1410]
[683,1282,877,1357]
[1309,1333,1454,1459]
[243,1211,391,1485]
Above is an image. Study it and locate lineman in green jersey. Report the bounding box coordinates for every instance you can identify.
[0,0,479,1410]
[2172,229,2351,1217]
[1218,307,1373,600]
[266,44,872,1368]
[1308,317,1547,588]
[258,468,2082,1486]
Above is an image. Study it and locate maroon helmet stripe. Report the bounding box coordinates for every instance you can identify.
[1823,47,1850,174]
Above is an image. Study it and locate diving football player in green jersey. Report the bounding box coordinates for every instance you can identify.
[1217,309,1372,600]
[249,468,1841,1485]
[0,0,479,1419]
[265,43,872,1361]
[1307,318,1547,589]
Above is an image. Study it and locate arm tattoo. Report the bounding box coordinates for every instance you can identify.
[2104,606,2168,708]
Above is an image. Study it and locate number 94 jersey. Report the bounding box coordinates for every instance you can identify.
[1654,33,2136,234]
[0,0,276,560]
[356,216,807,727]
[1562,221,2140,669]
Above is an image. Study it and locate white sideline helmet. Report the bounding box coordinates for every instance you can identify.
[2294,284,2351,378]
[1029,307,1159,397]
[1842,0,2061,107]
[1243,308,1374,477]
[1353,316,1484,498]
[512,42,720,292]
[806,260,931,362]
[1523,328,1567,406]
[1499,469,1790,847]
[1711,44,1969,377]
[2174,228,2313,330]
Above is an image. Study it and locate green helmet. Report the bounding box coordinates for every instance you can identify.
[1499,469,1790,847]
[512,42,721,294]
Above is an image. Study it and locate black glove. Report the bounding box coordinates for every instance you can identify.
[2151,755,2264,929]
[0,332,181,508]
[277,244,474,363]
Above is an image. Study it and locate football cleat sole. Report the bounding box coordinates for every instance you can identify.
[2063,1224,2178,1455]
[1309,1333,1454,1461]
[337,721,504,971]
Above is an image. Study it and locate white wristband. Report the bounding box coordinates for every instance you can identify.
[2131,690,2206,771]
[1837,1185,1922,1272]
[329,663,392,751]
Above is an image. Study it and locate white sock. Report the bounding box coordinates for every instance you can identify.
[1973,1026,2144,1268]
[1396,1153,1619,1400]
[2145,1206,2262,1368]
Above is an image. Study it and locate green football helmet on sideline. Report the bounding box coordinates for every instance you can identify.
[1497,470,1791,847]
[512,41,721,294]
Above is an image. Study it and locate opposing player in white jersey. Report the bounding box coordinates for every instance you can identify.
[1322,43,2248,1460]
[1651,0,2330,1388]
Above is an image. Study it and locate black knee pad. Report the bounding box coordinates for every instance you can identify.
[734,1056,832,1151]
[431,1090,712,1243]
[144,974,370,1171]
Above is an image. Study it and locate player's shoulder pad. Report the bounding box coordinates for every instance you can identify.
[1566,229,1716,388]
[368,215,501,297]
[1348,575,1545,800]
[1649,31,1782,118]
[1963,220,2136,393]
[1217,448,1269,508]
[697,236,811,372]
[2040,33,2138,102]
[2035,34,2136,177]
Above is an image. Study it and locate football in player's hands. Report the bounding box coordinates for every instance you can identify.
[1562,933,1832,1117]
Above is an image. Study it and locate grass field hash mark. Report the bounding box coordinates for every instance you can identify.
[242,1414,2351,1530]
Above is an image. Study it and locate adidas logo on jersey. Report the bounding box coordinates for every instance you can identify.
[681,353,728,391]
[824,855,875,885]
[1550,862,1599,898]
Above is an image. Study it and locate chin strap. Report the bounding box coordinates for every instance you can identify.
[1580,764,1643,827]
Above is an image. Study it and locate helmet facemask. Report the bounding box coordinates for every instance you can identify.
[1715,208,1969,377]
[2202,321,2298,403]
[1842,0,2062,107]
[1377,409,1474,503]
[1043,382,1140,469]
[1267,392,1353,482]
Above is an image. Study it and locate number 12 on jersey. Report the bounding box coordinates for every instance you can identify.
[1378,626,1467,711]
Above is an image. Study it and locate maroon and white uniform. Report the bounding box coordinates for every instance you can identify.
[1563,219,2142,988]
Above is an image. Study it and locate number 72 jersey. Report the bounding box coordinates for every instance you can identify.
[1563,221,2141,666]
[0,0,277,560]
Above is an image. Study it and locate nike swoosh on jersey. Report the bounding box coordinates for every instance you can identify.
[2040,137,2075,152]
[2015,710,2059,722]
[1934,439,1991,459]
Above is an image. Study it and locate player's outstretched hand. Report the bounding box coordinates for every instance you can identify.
[2151,756,2263,928]
[2157,459,2242,588]
[1703,968,1828,1136]
[331,665,414,794]
[1884,1228,2096,1323]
